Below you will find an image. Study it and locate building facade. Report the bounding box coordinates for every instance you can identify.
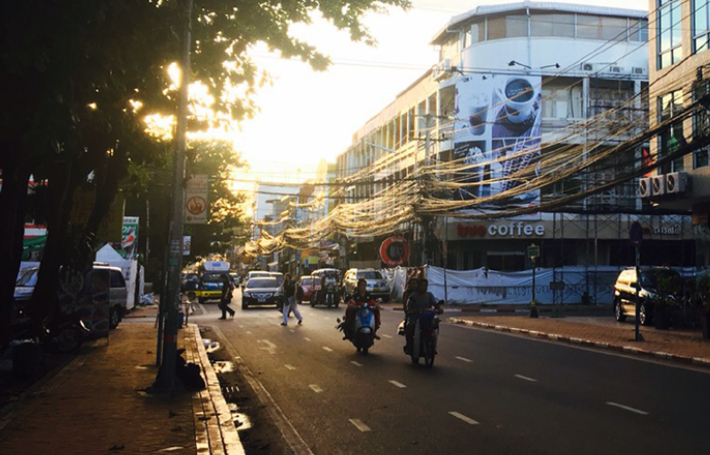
[336,1,695,274]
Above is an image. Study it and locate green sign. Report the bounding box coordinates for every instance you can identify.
[527,243,540,259]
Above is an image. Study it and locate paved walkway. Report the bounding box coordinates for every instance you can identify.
[450,314,710,367]
[0,323,244,455]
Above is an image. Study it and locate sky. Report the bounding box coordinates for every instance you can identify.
[232,0,645,184]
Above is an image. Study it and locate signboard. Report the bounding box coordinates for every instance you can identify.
[380,236,410,267]
[629,221,643,246]
[184,175,208,224]
[120,216,139,259]
[454,74,542,207]
[527,243,540,259]
[183,235,191,256]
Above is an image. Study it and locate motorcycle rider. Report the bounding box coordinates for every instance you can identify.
[404,278,440,355]
[343,278,381,340]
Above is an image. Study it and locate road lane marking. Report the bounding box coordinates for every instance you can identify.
[349,419,371,432]
[290,329,295,333]
[389,380,406,388]
[284,364,296,371]
[606,402,649,415]
[382,334,392,339]
[309,384,323,393]
[455,356,473,363]
[246,331,252,335]
[515,374,538,382]
[304,337,312,342]
[257,339,277,355]
[351,361,363,367]
[238,325,244,328]
[449,412,479,425]
[323,346,333,352]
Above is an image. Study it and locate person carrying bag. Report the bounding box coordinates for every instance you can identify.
[281,274,303,326]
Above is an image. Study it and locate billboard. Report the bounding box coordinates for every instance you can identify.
[454,74,542,207]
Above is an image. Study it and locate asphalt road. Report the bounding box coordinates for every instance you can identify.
[194,291,710,455]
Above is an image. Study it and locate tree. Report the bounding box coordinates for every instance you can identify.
[0,0,410,346]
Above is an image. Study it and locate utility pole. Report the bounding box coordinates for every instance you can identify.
[154,0,192,390]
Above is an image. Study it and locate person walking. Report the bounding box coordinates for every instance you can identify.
[218,273,235,320]
[281,273,303,326]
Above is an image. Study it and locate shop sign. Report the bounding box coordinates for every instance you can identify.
[380,236,410,267]
[653,225,681,235]
[457,222,545,238]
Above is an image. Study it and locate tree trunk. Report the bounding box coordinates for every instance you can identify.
[0,165,31,348]
[30,161,79,323]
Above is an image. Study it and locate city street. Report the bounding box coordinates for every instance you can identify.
[194,290,710,455]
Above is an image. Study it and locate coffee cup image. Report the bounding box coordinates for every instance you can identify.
[467,92,490,135]
[495,77,539,124]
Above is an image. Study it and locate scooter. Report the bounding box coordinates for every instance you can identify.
[337,300,377,354]
[400,309,440,368]
[11,311,89,354]
[323,283,338,308]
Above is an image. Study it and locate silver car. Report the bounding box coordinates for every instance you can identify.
[343,268,391,302]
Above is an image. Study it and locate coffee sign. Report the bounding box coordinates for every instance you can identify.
[457,222,545,238]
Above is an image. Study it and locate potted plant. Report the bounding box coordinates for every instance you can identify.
[695,273,710,339]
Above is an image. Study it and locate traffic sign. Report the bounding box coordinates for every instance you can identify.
[629,221,643,246]
[527,243,540,259]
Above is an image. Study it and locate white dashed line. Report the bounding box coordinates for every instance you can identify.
[323,346,333,352]
[606,402,649,415]
[289,329,295,333]
[455,356,473,363]
[382,334,392,339]
[351,361,363,367]
[309,384,323,393]
[389,380,407,388]
[449,412,479,425]
[515,374,538,382]
[349,419,371,432]
[304,337,312,342]
[284,364,296,371]
[246,331,252,335]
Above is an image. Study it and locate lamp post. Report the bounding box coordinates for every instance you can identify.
[528,243,540,318]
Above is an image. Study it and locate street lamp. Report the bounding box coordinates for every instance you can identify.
[527,243,540,318]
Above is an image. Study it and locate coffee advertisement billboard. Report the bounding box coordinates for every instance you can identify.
[454,74,542,207]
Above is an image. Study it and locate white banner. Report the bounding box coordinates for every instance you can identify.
[184,175,208,224]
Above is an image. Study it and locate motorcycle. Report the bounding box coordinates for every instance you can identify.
[337,300,377,354]
[11,311,89,354]
[400,309,440,368]
[321,281,338,308]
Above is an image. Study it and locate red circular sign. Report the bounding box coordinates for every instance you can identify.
[186,196,207,215]
[380,236,410,267]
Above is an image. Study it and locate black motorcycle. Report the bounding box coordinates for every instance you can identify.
[12,311,89,354]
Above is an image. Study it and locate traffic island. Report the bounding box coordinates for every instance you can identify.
[450,315,710,369]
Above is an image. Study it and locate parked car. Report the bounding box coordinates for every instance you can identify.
[241,271,272,290]
[343,268,391,302]
[14,264,128,331]
[242,277,282,310]
[613,267,682,325]
[297,276,316,302]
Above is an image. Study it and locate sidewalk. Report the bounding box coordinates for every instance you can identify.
[0,323,244,455]
[450,314,710,368]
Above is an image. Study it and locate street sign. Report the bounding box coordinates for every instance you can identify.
[629,221,643,246]
[527,243,540,259]
[184,175,208,224]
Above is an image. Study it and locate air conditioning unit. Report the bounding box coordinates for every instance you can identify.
[666,171,689,194]
[632,67,647,75]
[608,66,624,74]
[581,63,594,71]
[638,177,651,198]
[651,175,666,196]
[433,58,452,81]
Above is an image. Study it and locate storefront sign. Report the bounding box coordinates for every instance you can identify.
[457,222,545,238]
[380,236,410,267]
[653,225,681,235]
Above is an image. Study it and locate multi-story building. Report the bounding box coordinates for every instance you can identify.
[336,1,695,279]
[643,0,710,266]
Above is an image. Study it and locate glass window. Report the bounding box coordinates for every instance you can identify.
[110,270,125,288]
[658,90,685,172]
[658,0,683,69]
[530,13,574,37]
[601,17,628,40]
[694,0,710,53]
[469,20,485,45]
[577,15,603,39]
[487,15,528,40]
[629,19,649,42]
[487,16,506,40]
[694,80,710,167]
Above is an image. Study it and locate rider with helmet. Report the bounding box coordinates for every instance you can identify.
[404,278,440,354]
[343,278,381,340]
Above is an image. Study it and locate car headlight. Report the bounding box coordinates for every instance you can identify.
[243,292,252,298]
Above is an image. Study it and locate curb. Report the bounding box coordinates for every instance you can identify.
[449,318,710,370]
[186,324,246,455]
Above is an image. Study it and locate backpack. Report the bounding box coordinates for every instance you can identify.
[296,285,304,300]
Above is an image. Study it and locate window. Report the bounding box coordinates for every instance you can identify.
[694,0,710,52]
[110,270,126,288]
[530,13,574,37]
[658,0,683,69]
[469,20,485,46]
[629,19,649,42]
[658,90,685,172]
[601,17,629,40]
[487,14,527,40]
[693,80,710,167]
[577,15,604,39]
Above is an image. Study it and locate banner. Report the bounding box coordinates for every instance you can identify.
[454,74,542,207]
[183,235,191,256]
[119,216,139,259]
[184,175,208,224]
